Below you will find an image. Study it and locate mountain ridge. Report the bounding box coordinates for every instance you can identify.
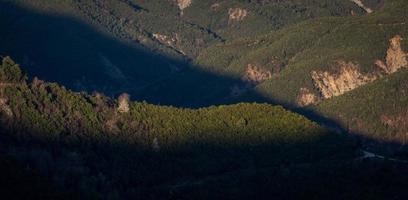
[1,0,408,199]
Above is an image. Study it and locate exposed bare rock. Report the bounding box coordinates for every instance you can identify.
[297,88,318,107]
[311,36,407,100]
[311,61,377,99]
[374,59,388,73]
[350,0,373,14]
[118,93,130,113]
[375,35,408,74]
[177,0,192,10]
[153,33,177,47]
[228,8,248,22]
[0,98,13,117]
[242,64,272,85]
[385,35,408,73]
[153,33,186,55]
[176,0,192,15]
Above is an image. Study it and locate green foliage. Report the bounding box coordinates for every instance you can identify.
[1,1,408,198]
[0,56,26,83]
[0,58,363,199]
[316,70,408,151]
[0,0,387,108]
[194,0,408,150]
[197,0,408,105]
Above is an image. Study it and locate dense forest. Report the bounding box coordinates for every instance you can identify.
[0,56,408,199]
[1,0,408,199]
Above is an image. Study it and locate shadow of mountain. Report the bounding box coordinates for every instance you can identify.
[1,119,408,200]
[1,0,408,157]
[1,2,408,199]
[0,1,249,107]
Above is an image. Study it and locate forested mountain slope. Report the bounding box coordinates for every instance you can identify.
[0,0,367,106]
[197,0,408,153]
[2,0,408,199]
[1,0,406,152]
[1,56,408,199]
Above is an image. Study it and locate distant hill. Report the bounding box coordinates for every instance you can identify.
[1,0,407,152]
[1,56,408,199]
[196,0,408,154]
[1,0,408,198]
[0,0,364,106]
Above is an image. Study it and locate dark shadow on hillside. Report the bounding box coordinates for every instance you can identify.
[0,3,408,197]
[0,1,249,107]
[1,1,408,157]
[2,121,408,200]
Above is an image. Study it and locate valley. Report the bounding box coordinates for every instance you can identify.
[0,0,408,199]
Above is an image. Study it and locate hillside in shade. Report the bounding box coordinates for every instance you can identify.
[1,0,408,199]
[0,56,408,199]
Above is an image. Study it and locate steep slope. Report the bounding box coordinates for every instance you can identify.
[0,56,361,199]
[0,56,336,147]
[3,55,408,199]
[196,0,408,152]
[2,1,408,199]
[2,57,408,199]
[16,0,363,57]
[0,0,365,107]
[2,0,406,152]
[315,69,408,155]
[197,0,403,105]
[174,0,363,41]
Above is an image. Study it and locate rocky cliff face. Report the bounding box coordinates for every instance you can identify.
[152,33,186,55]
[242,64,272,85]
[153,33,177,47]
[310,35,407,101]
[177,0,192,10]
[296,88,318,107]
[379,35,408,74]
[311,61,377,99]
[177,0,192,15]
[228,8,248,22]
[373,36,408,74]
